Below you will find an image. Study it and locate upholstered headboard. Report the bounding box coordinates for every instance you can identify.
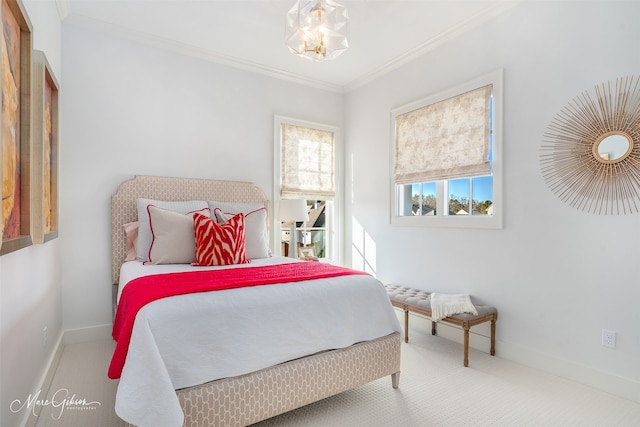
[111,175,269,285]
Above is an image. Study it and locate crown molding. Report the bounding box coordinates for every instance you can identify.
[62,13,345,94]
[61,1,520,95]
[343,1,520,93]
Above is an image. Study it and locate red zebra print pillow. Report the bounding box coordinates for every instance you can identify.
[192,212,249,266]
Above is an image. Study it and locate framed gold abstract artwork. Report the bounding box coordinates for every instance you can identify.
[32,50,59,243]
[1,0,32,255]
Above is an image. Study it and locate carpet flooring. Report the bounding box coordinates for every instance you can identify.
[31,322,640,427]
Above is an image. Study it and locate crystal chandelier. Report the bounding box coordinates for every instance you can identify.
[285,0,349,61]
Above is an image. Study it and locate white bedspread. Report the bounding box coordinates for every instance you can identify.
[113,257,401,427]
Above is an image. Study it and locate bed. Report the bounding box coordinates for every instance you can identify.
[110,175,402,427]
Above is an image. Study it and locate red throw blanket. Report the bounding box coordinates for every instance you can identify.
[108,262,368,379]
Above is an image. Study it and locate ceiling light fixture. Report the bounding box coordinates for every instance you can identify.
[285,0,349,61]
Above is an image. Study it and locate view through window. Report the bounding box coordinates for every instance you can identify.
[391,70,502,228]
[275,116,338,260]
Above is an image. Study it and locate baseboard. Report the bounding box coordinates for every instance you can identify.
[397,309,640,404]
[19,325,113,427]
[498,340,640,404]
[63,324,112,345]
[21,331,65,427]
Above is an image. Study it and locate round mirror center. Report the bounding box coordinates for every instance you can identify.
[594,132,632,162]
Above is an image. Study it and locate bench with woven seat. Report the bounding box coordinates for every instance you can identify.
[384,284,497,367]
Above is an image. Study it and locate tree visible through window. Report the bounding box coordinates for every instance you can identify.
[391,70,503,229]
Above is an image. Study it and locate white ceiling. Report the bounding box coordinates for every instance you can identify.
[58,1,518,92]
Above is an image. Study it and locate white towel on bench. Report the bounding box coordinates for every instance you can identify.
[431,293,478,322]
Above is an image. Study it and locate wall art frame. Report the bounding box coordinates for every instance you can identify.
[1,0,33,255]
[540,74,640,215]
[31,49,58,244]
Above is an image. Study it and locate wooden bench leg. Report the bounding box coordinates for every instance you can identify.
[389,290,496,368]
[404,307,409,343]
[490,317,496,356]
[463,323,470,367]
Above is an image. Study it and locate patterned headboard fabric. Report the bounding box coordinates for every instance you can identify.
[111,175,269,285]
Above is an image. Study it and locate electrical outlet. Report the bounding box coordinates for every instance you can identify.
[42,326,48,348]
[602,329,615,348]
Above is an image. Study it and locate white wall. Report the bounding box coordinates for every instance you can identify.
[6,5,636,425]
[345,1,639,401]
[0,2,62,427]
[59,24,344,330]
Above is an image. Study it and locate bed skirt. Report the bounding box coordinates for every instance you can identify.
[123,331,401,427]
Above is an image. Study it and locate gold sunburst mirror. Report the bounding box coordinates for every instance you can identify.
[540,75,640,215]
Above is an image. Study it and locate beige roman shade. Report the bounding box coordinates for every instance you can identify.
[281,123,335,199]
[394,84,492,184]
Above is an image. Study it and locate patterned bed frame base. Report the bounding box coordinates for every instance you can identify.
[124,332,401,427]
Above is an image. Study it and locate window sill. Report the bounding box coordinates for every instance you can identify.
[390,214,502,230]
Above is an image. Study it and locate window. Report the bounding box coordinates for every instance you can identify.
[274,116,340,261]
[391,70,503,229]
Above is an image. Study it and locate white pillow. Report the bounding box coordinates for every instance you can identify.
[210,201,270,259]
[136,199,209,260]
[147,206,201,265]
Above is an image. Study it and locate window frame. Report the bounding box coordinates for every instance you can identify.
[390,69,503,229]
[273,115,341,262]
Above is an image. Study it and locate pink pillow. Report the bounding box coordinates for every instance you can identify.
[123,221,139,262]
[192,213,249,266]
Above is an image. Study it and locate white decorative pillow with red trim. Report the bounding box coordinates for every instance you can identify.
[214,207,269,259]
[136,198,209,260]
[192,212,249,266]
[146,205,209,265]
